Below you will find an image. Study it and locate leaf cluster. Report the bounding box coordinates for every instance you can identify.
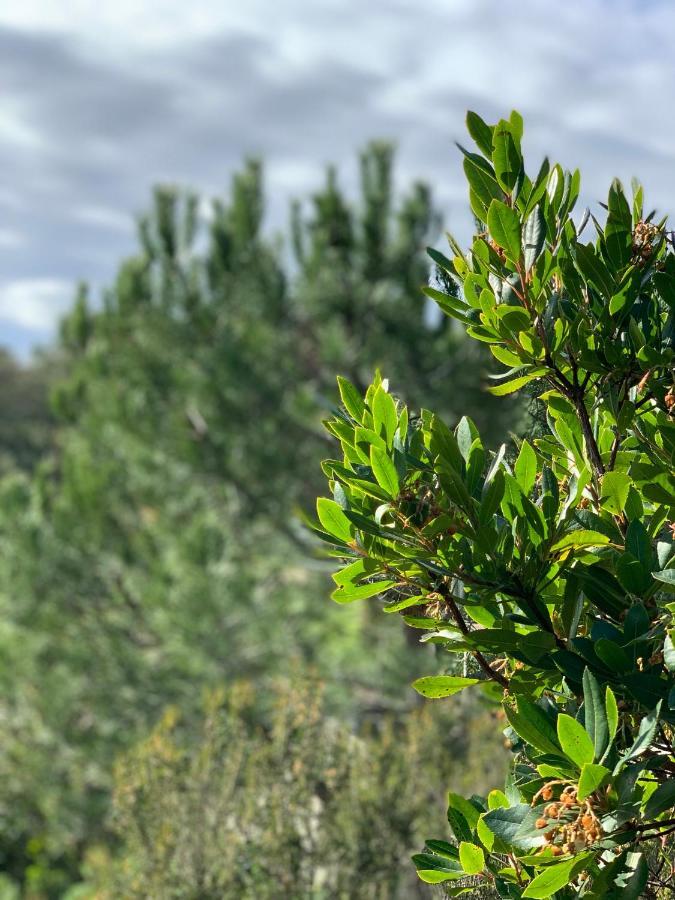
[316,110,675,897]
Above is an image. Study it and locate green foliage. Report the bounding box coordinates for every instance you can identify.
[0,143,516,894]
[65,677,498,900]
[318,110,675,897]
[0,349,56,473]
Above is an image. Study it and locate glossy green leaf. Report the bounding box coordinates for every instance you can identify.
[514,440,537,495]
[488,371,544,396]
[412,853,464,884]
[487,199,522,262]
[551,530,610,554]
[463,156,503,210]
[331,579,396,604]
[599,471,631,516]
[523,854,591,898]
[412,675,480,699]
[605,686,619,751]
[459,842,484,875]
[337,375,366,422]
[466,110,494,157]
[372,386,398,447]
[583,668,608,760]
[620,702,661,768]
[481,804,545,852]
[316,498,352,543]
[664,632,675,672]
[369,446,399,497]
[505,698,561,756]
[557,713,594,768]
[644,779,675,820]
[653,568,675,589]
[492,120,522,191]
[523,204,546,272]
[577,763,611,801]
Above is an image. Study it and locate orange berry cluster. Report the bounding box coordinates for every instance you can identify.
[533,783,603,856]
[631,220,660,266]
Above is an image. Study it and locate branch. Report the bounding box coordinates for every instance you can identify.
[437,582,510,689]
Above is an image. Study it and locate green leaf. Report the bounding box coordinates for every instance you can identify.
[332,557,378,586]
[550,530,610,554]
[595,638,631,673]
[427,246,458,280]
[583,668,608,760]
[523,205,546,272]
[514,441,537,495]
[316,497,353,543]
[331,579,396,604]
[487,199,522,262]
[557,713,595,769]
[612,852,648,900]
[337,376,366,422]
[466,110,494,157]
[481,804,545,852]
[412,853,464,884]
[605,686,619,751]
[488,371,544,396]
[446,792,478,844]
[487,789,510,809]
[463,156,503,210]
[382,594,427,613]
[480,468,505,525]
[644,780,675,819]
[599,471,631,516]
[653,568,675,589]
[505,699,561,756]
[369,446,399,497]
[616,553,652,594]
[424,840,459,860]
[372,386,398,447]
[575,242,615,300]
[577,763,611,801]
[574,564,630,619]
[621,702,662,768]
[492,120,522,191]
[412,675,480,699]
[664,633,675,672]
[522,855,591,898]
[459,842,484,875]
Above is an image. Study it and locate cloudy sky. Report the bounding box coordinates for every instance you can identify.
[1,0,674,357]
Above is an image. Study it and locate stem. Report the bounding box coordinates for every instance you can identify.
[632,817,675,833]
[438,583,510,689]
[573,392,605,477]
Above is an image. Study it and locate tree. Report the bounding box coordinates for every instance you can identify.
[0,348,57,473]
[316,110,675,897]
[72,676,502,900]
[0,145,512,894]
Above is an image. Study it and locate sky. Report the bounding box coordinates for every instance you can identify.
[2,0,675,358]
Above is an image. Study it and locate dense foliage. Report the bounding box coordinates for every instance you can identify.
[71,677,503,899]
[316,111,675,897]
[0,145,512,896]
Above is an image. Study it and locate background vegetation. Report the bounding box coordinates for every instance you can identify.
[0,145,517,897]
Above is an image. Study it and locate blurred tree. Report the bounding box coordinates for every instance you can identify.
[65,677,504,900]
[0,146,520,895]
[0,349,57,473]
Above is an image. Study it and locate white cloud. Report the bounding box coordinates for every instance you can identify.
[2,0,675,349]
[0,229,25,249]
[71,205,133,233]
[0,279,73,330]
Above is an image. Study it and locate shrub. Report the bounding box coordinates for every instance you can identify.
[315,111,675,897]
[70,676,503,899]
